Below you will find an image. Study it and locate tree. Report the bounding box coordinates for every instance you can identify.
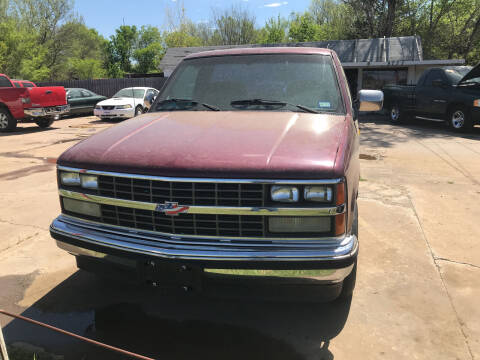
[288,13,323,42]
[105,25,138,76]
[257,15,288,44]
[212,5,257,45]
[309,0,353,39]
[133,26,164,73]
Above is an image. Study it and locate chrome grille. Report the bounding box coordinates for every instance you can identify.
[100,204,266,237]
[97,175,266,207]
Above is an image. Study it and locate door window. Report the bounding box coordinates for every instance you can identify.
[81,90,93,97]
[0,76,12,87]
[425,70,446,86]
[68,89,82,98]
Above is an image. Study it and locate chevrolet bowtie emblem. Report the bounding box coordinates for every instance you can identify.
[155,201,189,216]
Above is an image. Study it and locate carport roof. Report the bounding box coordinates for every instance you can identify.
[160,36,455,75]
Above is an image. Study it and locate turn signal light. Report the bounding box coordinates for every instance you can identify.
[335,213,346,236]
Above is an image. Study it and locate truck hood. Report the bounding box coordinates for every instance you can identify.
[58,111,347,179]
[459,62,480,85]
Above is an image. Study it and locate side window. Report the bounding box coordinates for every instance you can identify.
[13,82,21,88]
[81,90,92,97]
[0,76,13,87]
[22,82,34,88]
[68,89,82,98]
[425,70,445,86]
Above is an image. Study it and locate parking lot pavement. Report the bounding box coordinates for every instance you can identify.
[0,115,479,359]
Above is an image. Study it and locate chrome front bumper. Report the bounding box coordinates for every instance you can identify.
[51,215,357,283]
[24,105,70,117]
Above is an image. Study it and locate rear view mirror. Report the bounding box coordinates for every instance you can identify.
[358,90,383,112]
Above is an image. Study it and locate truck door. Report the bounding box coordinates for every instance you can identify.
[416,70,449,118]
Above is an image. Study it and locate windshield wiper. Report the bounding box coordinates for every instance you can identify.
[230,98,320,114]
[156,98,221,111]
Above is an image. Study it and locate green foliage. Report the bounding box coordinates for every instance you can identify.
[288,13,323,42]
[107,25,138,74]
[211,5,257,45]
[257,15,288,44]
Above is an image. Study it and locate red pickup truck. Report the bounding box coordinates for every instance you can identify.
[0,73,69,132]
[50,48,383,301]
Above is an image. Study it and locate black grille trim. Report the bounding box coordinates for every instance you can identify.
[98,175,267,207]
[98,204,266,238]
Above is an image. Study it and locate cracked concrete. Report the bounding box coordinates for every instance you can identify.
[0,115,479,359]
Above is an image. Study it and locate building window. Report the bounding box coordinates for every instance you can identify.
[362,68,407,90]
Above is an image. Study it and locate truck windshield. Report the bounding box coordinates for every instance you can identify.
[444,66,479,84]
[113,88,145,99]
[154,54,344,113]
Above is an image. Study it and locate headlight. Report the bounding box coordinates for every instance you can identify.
[474,99,480,107]
[271,186,299,202]
[80,174,98,189]
[63,198,101,217]
[304,186,333,202]
[269,216,331,233]
[60,172,80,186]
[95,105,101,109]
[115,104,132,109]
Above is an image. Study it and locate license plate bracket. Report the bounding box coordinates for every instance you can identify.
[137,260,203,291]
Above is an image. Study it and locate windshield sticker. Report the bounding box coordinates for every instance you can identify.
[318,101,331,108]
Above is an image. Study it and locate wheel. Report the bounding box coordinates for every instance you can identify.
[0,107,17,132]
[449,107,472,132]
[135,106,144,116]
[35,117,54,128]
[337,203,358,300]
[389,104,409,124]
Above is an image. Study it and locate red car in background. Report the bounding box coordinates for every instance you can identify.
[0,73,69,131]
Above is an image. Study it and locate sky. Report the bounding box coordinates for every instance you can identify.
[74,0,311,38]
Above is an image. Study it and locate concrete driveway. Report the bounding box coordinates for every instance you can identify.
[0,115,478,359]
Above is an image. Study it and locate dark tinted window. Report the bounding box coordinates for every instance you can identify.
[157,54,343,113]
[13,82,21,88]
[22,82,34,87]
[363,69,407,90]
[425,70,445,86]
[0,76,12,87]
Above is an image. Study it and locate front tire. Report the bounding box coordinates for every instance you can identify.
[0,108,17,132]
[449,107,472,132]
[35,117,54,128]
[135,106,144,116]
[390,104,409,124]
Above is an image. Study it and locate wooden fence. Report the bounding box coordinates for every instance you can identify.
[37,77,167,98]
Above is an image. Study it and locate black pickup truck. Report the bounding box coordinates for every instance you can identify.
[383,64,480,131]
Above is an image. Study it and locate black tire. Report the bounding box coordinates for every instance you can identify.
[35,117,54,128]
[0,107,17,132]
[337,203,358,300]
[135,106,144,116]
[389,104,409,124]
[449,106,473,132]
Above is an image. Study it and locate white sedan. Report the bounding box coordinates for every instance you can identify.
[94,87,159,120]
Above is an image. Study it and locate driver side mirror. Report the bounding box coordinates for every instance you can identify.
[358,89,384,112]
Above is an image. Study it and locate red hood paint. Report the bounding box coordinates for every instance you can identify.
[58,111,347,179]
